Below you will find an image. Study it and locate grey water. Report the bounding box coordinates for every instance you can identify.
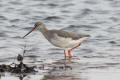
[0,0,120,80]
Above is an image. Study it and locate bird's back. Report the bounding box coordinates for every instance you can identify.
[47,29,90,40]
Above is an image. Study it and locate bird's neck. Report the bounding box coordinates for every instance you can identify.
[39,26,48,34]
[39,27,49,40]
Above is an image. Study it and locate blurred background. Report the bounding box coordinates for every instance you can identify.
[0,0,120,80]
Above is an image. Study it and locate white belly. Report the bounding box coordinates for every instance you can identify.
[50,34,88,48]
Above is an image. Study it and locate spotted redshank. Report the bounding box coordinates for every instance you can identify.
[23,22,90,59]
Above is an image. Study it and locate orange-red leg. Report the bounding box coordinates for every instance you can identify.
[64,49,67,58]
[68,43,82,58]
[68,50,72,58]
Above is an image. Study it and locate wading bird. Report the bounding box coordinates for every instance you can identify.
[23,22,90,59]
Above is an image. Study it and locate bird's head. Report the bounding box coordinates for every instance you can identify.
[34,22,46,30]
[23,22,46,38]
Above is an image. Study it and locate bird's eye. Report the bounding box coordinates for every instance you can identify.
[35,24,38,27]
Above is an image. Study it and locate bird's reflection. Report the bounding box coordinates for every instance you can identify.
[42,59,83,80]
[52,59,73,71]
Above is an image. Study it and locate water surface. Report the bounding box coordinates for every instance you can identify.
[0,0,120,80]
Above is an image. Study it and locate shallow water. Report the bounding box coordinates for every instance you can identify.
[0,0,120,80]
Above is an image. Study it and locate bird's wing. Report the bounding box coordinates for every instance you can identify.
[49,30,90,40]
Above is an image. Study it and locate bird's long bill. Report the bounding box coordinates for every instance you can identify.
[23,26,37,38]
